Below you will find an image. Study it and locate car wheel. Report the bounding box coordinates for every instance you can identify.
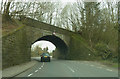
[48,58,50,62]
[41,58,43,62]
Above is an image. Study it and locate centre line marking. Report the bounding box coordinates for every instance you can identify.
[41,62,44,68]
[35,70,38,72]
[67,66,75,73]
[28,73,33,77]
[106,69,112,71]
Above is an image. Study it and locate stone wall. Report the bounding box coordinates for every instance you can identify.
[2,26,31,69]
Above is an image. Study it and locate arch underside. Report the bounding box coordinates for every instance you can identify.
[33,35,68,59]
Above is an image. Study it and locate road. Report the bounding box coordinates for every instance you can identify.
[16,58,118,77]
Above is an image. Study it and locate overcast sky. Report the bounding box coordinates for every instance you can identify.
[31,40,56,53]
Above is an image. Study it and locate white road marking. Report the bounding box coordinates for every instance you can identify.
[41,62,44,67]
[106,69,112,71]
[38,62,44,70]
[35,70,38,72]
[67,66,75,73]
[28,73,33,77]
[28,62,45,77]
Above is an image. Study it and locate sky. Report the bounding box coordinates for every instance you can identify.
[31,40,56,53]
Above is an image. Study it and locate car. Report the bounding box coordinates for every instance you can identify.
[40,53,51,62]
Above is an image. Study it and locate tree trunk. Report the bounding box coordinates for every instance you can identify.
[2,1,12,22]
[5,2,11,15]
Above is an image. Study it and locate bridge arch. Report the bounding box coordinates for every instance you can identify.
[32,35,68,59]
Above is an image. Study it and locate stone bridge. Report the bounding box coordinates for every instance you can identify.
[2,17,94,69]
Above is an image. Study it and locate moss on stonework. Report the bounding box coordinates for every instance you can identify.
[2,19,25,38]
[67,33,96,60]
[2,20,30,69]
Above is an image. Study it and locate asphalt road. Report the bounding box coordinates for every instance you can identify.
[16,58,118,77]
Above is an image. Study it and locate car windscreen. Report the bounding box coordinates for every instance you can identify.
[41,53,50,56]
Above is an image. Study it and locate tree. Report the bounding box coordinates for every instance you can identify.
[2,0,12,21]
[43,47,49,53]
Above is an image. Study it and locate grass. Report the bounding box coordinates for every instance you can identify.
[71,33,118,69]
[71,33,97,56]
[2,18,25,37]
[2,19,19,36]
[96,60,118,69]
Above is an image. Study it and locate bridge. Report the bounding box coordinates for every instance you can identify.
[2,16,94,69]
